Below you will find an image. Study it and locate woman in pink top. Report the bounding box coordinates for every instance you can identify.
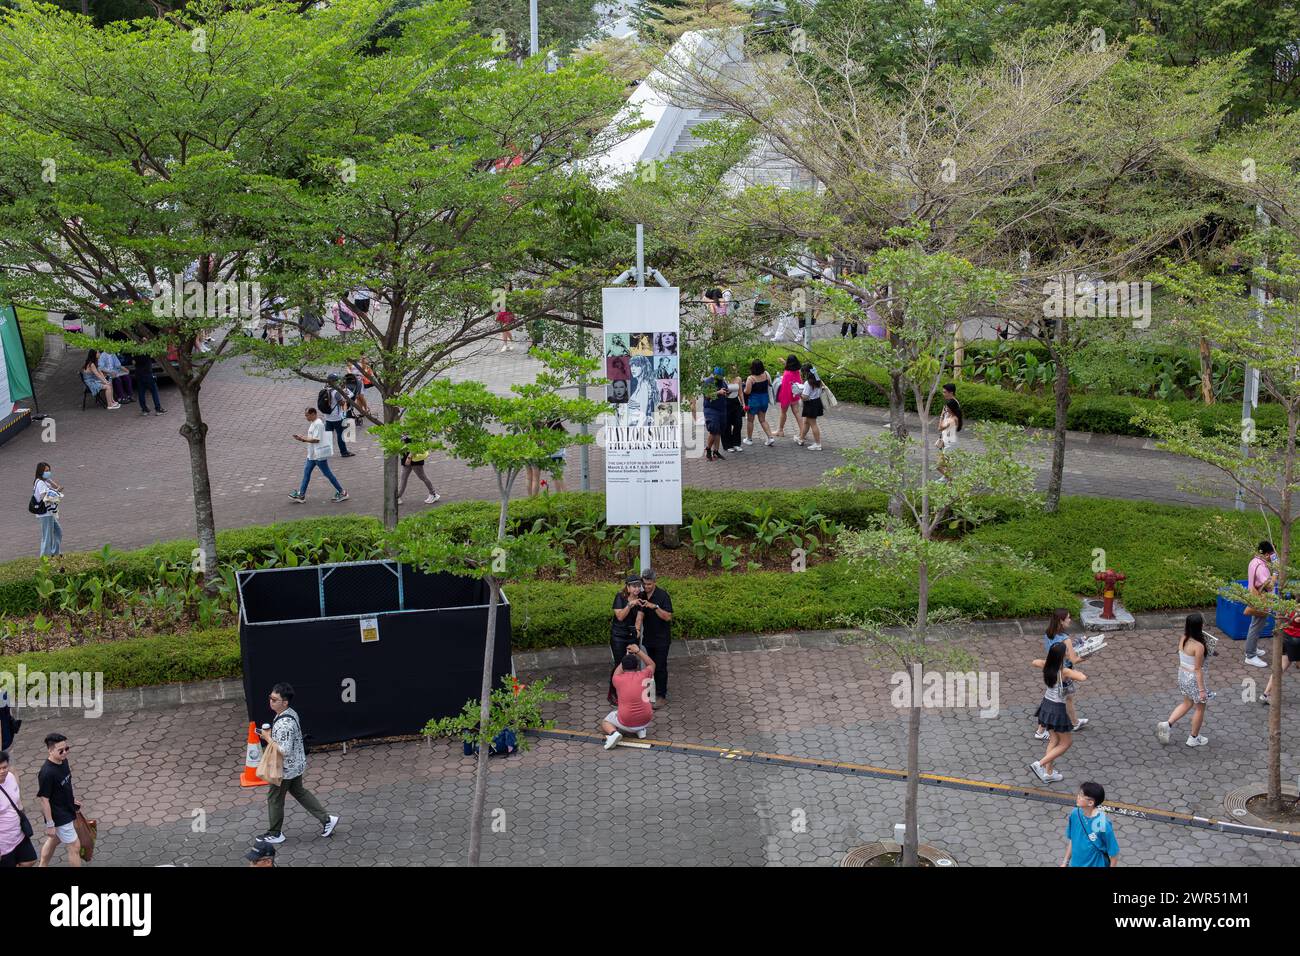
[601,644,655,749]
[775,354,803,438]
[0,753,37,866]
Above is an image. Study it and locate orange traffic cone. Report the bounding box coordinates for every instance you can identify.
[240,722,268,788]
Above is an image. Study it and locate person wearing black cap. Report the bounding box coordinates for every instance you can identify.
[637,569,673,705]
[245,841,276,867]
[608,576,646,704]
[323,374,355,458]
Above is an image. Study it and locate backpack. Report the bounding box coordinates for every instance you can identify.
[316,388,333,414]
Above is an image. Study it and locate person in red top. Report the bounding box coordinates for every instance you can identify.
[1262,608,1300,705]
[601,644,655,750]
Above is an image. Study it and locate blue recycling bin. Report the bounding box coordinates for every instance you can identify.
[1215,579,1275,641]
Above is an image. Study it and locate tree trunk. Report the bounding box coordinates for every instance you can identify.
[1267,405,1296,810]
[382,399,399,531]
[467,489,513,865]
[903,701,921,867]
[887,348,907,519]
[1045,341,1070,514]
[467,575,500,866]
[904,558,929,868]
[661,525,681,549]
[178,380,219,592]
[1199,337,1214,405]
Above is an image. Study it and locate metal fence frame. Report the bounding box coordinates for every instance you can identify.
[236,559,508,627]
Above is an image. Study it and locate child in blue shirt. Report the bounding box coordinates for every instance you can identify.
[1062,781,1119,867]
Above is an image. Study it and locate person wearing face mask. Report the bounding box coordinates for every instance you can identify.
[30,462,63,558]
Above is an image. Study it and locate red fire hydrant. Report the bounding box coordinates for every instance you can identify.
[1094,568,1126,620]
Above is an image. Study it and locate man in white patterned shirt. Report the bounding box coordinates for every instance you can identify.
[257,683,338,844]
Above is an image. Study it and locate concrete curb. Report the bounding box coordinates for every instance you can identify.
[16,608,1212,719]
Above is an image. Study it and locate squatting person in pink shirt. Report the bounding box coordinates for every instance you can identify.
[601,644,655,750]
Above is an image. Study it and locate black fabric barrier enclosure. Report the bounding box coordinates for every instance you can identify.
[238,562,511,745]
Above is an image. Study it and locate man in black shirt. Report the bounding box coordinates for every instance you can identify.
[637,569,674,705]
[37,733,81,867]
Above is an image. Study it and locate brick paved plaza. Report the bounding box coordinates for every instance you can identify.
[9,622,1298,866]
[0,330,1235,559]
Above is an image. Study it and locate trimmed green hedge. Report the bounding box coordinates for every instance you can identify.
[5,495,1259,688]
[968,496,1263,611]
[4,628,241,690]
[748,343,1274,439]
[0,490,890,616]
[15,305,47,370]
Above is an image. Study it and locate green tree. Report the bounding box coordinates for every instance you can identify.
[240,3,629,530]
[374,350,604,865]
[827,242,1040,866]
[1141,238,1300,812]
[0,0,357,572]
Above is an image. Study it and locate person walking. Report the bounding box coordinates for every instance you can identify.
[1061,781,1119,867]
[742,359,776,447]
[0,752,36,867]
[936,385,962,481]
[323,374,356,458]
[793,364,826,450]
[608,576,646,705]
[1036,609,1088,740]
[132,352,165,415]
[1261,608,1300,705]
[724,366,745,454]
[775,355,803,438]
[1244,541,1276,668]
[1157,612,1213,747]
[36,734,81,867]
[1030,642,1087,783]
[288,407,349,503]
[0,752,36,868]
[601,644,656,750]
[397,436,440,505]
[31,462,63,558]
[256,683,339,844]
[0,689,19,751]
[636,569,673,706]
[702,369,729,461]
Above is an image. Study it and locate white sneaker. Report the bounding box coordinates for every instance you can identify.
[1046,770,1064,783]
[320,814,339,837]
[424,493,441,504]
[603,731,622,750]
[793,437,805,446]
[107,402,121,410]
[742,437,753,445]
[1186,735,1209,747]
[1156,721,1170,744]
[1245,655,1267,668]
[1034,728,1049,740]
[764,437,775,447]
[1029,761,1048,782]
[808,443,822,451]
[1072,718,1089,731]
[635,729,648,739]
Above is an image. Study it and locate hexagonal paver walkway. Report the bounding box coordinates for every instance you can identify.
[8,623,1299,866]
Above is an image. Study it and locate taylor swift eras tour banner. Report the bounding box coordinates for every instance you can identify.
[601,286,683,526]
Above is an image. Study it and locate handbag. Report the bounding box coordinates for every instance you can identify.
[0,783,33,839]
[256,738,285,786]
[74,810,96,862]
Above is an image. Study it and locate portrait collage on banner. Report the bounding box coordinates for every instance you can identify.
[604,329,679,427]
